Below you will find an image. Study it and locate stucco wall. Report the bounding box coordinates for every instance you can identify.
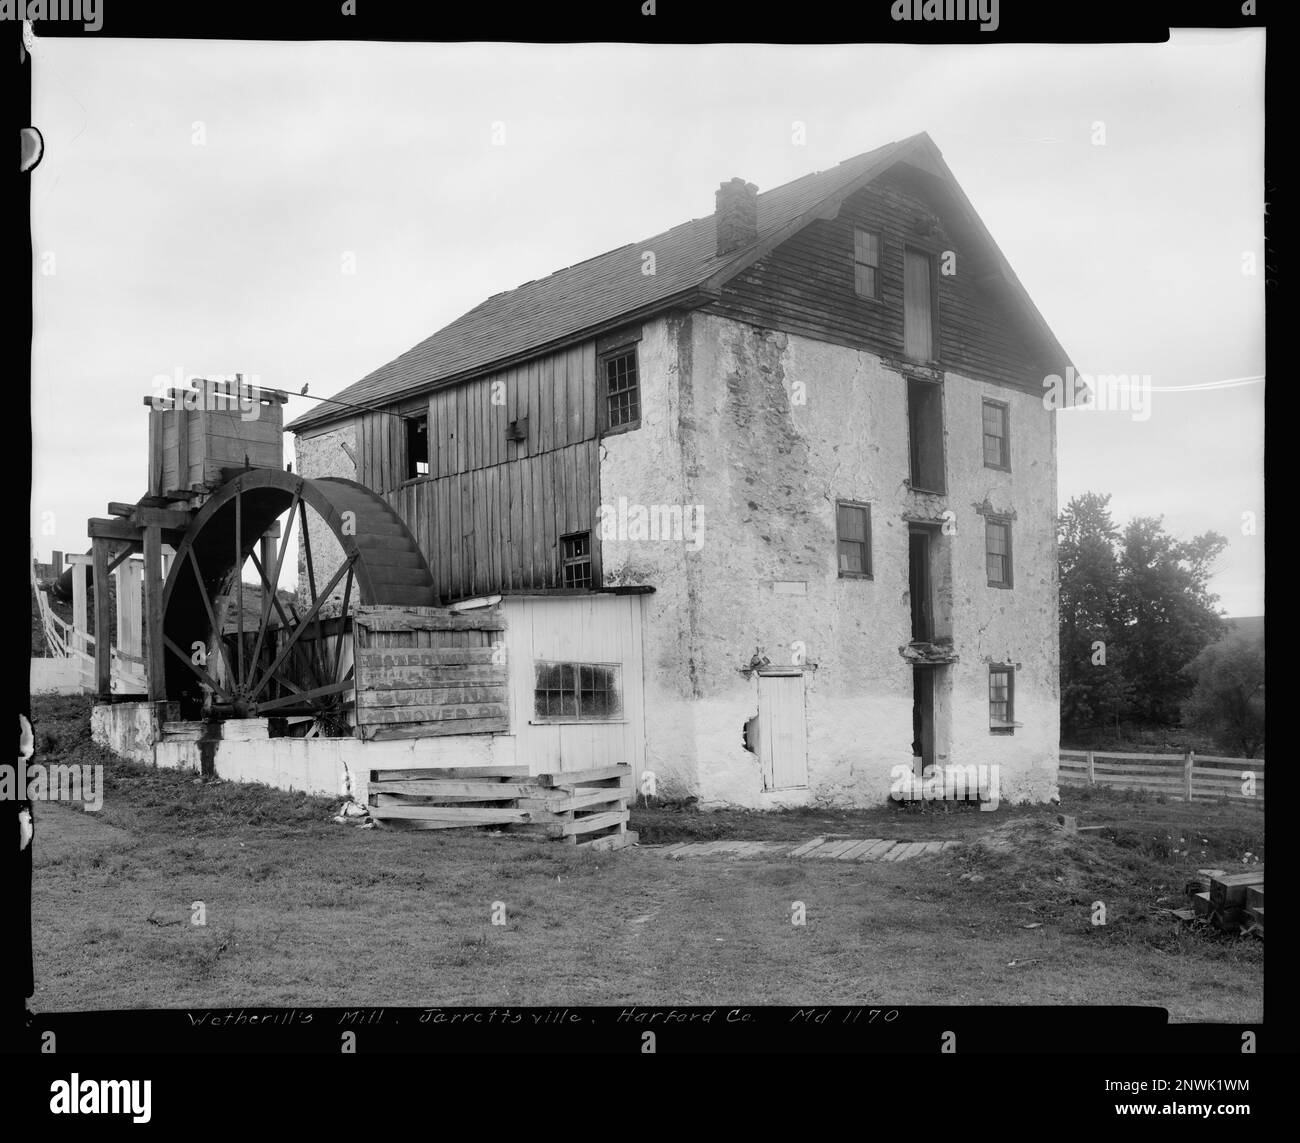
[293,422,358,614]
[601,311,1058,807]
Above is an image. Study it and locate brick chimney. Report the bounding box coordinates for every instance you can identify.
[715,177,758,256]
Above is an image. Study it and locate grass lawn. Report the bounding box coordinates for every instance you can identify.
[28,695,1262,1021]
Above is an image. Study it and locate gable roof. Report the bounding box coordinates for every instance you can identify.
[288,132,1070,433]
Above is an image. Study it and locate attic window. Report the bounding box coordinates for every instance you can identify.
[602,348,640,433]
[854,229,881,300]
[405,414,429,479]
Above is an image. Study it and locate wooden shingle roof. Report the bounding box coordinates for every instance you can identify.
[288,132,1069,432]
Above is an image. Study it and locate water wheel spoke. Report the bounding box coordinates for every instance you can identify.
[186,547,236,689]
[163,635,234,702]
[246,490,300,671]
[332,567,354,684]
[255,680,355,714]
[247,553,357,703]
[235,485,245,689]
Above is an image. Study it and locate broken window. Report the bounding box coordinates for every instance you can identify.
[602,347,640,432]
[908,528,933,641]
[982,399,1010,469]
[985,518,1013,588]
[405,413,429,479]
[989,665,1015,733]
[836,501,871,577]
[854,228,881,299]
[907,378,945,493]
[560,532,592,589]
[534,661,623,722]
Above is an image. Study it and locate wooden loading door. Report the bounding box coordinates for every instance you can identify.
[757,672,809,790]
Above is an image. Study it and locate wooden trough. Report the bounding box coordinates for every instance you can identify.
[367,763,636,850]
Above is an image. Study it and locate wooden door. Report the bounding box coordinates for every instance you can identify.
[758,673,809,790]
[903,247,935,362]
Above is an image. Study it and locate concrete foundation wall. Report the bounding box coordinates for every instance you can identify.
[92,702,516,804]
[601,312,1059,808]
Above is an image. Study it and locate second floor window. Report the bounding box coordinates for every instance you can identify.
[561,532,592,589]
[836,501,871,577]
[602,348,640,432]
[405,414,429,479]
[985,518,1012,587]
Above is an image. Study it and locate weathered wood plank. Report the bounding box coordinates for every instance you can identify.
[369,780,535,798]
[537,765,631,787]
[358,685,509,708]
[357,702,510,725]
[358,716,508,740]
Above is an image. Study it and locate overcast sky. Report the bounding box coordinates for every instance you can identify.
[29,32,1265,616]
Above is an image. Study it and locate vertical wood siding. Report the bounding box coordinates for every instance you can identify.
[353,342,604,602]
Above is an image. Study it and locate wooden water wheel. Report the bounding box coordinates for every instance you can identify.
[160,468,437,726]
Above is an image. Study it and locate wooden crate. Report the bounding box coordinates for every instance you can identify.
[147,377,285,497]
[366,763,635,849]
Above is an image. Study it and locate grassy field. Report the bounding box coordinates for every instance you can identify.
[28,695,1263,1020]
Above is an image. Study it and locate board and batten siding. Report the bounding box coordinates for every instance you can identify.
[704,172,1048,393]
[352,342,604,602]
[499,594,647,780]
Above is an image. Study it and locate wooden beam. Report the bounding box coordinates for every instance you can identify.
[114,554,143,659]
[92,539,112,698]
[90,517,187,546]
[142,525,166,701]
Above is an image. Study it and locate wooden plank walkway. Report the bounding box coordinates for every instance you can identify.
[655,838,960,863]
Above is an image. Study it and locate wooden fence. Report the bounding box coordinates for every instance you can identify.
[1059,750,1264,803]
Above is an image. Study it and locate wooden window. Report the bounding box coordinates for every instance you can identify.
[903,246,936,362]
[907,378,946,493]
[405,414,429,479]
[985,518,1013,588]
[982,399,1010,470]
[989,666,1015,734]
[561,531,592,589]
[601,347,640,433]
[854,228,881,299]
[836,501,871,578]
[534,661,623,722]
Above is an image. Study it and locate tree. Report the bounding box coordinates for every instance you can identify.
[1115,517,1227,724]
[1182,635,1265,758]
[1057,493,1133,735]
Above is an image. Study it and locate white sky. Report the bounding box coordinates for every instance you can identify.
[29,33,1265,615]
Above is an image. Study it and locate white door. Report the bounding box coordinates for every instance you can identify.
[758,673,809,790]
